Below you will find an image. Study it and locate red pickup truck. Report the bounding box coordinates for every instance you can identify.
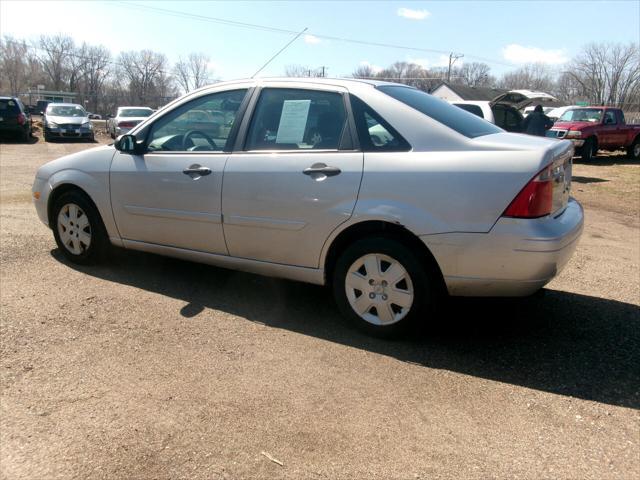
[546,107,640,161]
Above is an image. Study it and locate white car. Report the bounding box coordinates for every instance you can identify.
[546,105,582,123]
[522,105,556,118]
[32,78,583,337]
[451,90,558,132]
[107,106,154,138]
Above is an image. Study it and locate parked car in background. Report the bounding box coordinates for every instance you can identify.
[32,78,583,337]
[43,103,94,142]
[546,107,640,160]
[87,112,102,120]
[107,106,154,138]
[36,100,50,115]
[522,105,555,118]
[0,96,32,142]
[451,90,557,133]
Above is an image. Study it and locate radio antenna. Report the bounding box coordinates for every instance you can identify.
[251,27,308,78]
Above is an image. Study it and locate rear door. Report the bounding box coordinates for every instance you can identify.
[221,85,363,268]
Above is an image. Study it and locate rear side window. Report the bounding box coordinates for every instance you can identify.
[378,85,502,138]
[350,95,410,151]
[0,100,19,113]
[245,88,347,150]
[454,103,484,119]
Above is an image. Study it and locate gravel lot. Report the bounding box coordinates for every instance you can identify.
[1,132,639,479]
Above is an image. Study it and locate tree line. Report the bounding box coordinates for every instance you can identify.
[1,34,638,114]
[0,34,214,114]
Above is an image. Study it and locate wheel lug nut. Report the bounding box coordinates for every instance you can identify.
[369,292,376,299]
[382,294,388,301]
[381,280,388,287]
[368,279,375,285]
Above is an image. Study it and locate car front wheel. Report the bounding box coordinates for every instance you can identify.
[333,236,436,337]
[52,190,109,264]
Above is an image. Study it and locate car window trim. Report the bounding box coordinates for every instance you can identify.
[234,86,358,154]
[140,87,254,155]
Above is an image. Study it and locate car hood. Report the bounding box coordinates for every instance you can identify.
[46,115,89,125]
[551,121,594,129]
[490,90,558,110]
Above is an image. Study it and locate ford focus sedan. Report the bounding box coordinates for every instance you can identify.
[32,78,583,336]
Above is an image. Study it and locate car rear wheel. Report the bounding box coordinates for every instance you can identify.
[332,236,436,337]
[52,190,109,265]
[580,138,596,161]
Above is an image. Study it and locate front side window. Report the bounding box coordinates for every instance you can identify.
[378,85,502,138]
[604,110,617,125]
[245,88,346,150]
[147,89,247,152]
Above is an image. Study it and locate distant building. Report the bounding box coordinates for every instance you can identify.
[23,89,78,106]
[430,82,508,102]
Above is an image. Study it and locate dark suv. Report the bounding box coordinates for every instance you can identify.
[0,97,32,142]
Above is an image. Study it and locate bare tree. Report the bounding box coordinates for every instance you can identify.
[174,53,212,93]
[284,64,324,77]
[0,36,28,95]
[455,62,495,87]
[118,50,170,105]
[566,42,639,108]
[499,63,555,91]
[38,34,74,91]
[80,45,111,112]
[352,64,376,79]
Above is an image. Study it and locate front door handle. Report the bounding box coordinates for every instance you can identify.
[303,163,341,177]
[183,164,212,177]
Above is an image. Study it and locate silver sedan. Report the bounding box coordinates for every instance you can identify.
[32,78,583,337]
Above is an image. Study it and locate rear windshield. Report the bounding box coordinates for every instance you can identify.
[377,86,502,138]
[120,108,153,117]
[47,105,86,117]
[0,99,19,113]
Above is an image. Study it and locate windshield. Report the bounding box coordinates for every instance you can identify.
[47,105,86,117]
[378,86,502,138]
[120,108,153,117]
[559,108,603,123]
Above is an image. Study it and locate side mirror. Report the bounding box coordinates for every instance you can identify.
[115,134,144,154]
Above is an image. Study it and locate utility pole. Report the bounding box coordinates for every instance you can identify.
[320,66,327,78]
[447,52,464,83]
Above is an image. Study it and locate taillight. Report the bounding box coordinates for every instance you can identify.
[17,113,25,125]
[503,164,554,218]
[118,121,136,128]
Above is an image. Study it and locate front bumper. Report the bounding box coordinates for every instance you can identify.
[32,176,50,226]
[45,126,93,139]
[423,198,584,297]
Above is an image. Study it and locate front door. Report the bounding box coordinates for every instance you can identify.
[110,88,249,254]
[222,87,363,268]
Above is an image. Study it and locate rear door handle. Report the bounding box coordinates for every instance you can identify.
[303,163,341,177]
[183,164,212,177]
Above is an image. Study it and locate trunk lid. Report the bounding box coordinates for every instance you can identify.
[490,89,558,110]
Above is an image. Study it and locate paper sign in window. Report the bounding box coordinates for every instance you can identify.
[276,100,311,143]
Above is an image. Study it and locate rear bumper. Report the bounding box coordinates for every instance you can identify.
[423,198,584,297]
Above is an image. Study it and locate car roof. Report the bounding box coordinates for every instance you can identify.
[193,77,411,92]
[0,96,18,100]
[118,106,154,109]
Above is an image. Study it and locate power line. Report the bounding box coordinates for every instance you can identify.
[112,1,514,68]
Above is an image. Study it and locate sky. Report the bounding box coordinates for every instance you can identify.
[1,0,638,81]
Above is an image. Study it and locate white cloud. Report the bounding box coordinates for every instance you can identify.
[397,7,431,20]
[304,34,321,45]
[502,44,568,65]
[360,61,383,74]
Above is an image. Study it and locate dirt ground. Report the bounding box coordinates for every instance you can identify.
[1,132,638,479]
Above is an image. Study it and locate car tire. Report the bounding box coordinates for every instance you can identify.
[628,138,640,160]
[51,190,109,265]
[580,138,596,161]
[332,236,437,338]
